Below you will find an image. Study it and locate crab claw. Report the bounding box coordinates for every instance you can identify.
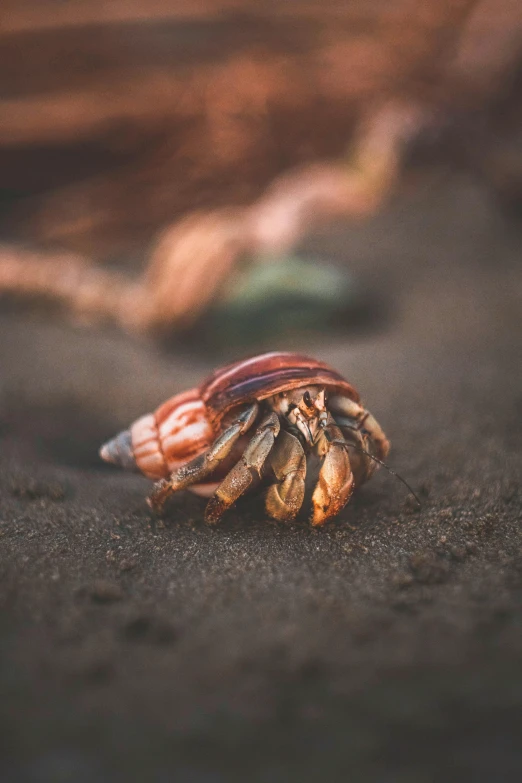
[311,427,354,526]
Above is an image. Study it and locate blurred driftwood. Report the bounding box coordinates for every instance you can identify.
[0,0,521,331]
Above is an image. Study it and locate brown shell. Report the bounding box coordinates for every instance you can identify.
[200,351,360,428]
[131,388,213,480]
[129,352,359,480]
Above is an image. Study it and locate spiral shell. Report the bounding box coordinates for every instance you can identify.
[200,351,359,428]
[100,388,213,480]
[101,352,361,481]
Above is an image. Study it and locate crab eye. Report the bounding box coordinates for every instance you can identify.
[303,391,313,408]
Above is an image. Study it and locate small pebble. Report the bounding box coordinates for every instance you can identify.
[90,579,124,603]
[10,478,66,501]
[119,558,137,572]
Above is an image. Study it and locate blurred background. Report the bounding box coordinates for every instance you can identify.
[1,0,522,341]
[1,2,522,782]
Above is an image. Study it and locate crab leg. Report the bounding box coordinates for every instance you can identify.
[311,418,354,526]
[331,415,374,486]
[205,412,280,523]
[148,402,259,512]
[329,394,390,461]
[265,430,307,522]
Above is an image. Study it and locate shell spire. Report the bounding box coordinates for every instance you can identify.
[99,429,137,471]
[100,387,214,481]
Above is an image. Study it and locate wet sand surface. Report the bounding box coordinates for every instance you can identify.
[0,175,521,781]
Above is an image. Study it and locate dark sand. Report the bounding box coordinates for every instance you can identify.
[1,175,521,782]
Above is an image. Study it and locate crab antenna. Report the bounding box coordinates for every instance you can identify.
[331,439,422,508]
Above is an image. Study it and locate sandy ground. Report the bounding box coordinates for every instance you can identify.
[0,174,521,782]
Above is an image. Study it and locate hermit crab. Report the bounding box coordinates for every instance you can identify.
[100,352,405,525]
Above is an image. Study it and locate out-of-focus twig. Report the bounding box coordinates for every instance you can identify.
[0,102,425,332]
[0,0,521,331]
